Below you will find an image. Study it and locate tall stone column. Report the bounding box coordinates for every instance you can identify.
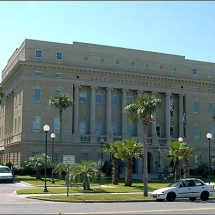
[122,89,128,140]
[106,87,112,143]
[137,90,144,143]
[165,91,171,146]
[74,85,81,142]
[90,86,97,143]
[179,94,184,138]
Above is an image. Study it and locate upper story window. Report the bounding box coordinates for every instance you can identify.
[79,121,86,134]
[126,96,133,103]
[160,65,163,70]
[193,87,199,92]
[116,60,120,65]
[193,101,200,113]
[55,89,62,95]
[156,126,161,137]
[130,62,135,67]
[54,117,60,133]
[208,71,213,78]
[208,88,214,93]
[209,126,214,139]
[111,95,118,106]
[95,94,103,104]
[56,52,63,60]
[127,124,133,136]
[112,122,118,135]
[170,126,174,138]
[192,68,198,76]
[33,116,41,132]
[209,102,214,114]
[35,71,42,77]
[33,88,42,102]
[56,73,63,78]
[194,125,200,139]
[35,50,43,58]
[96,121,102,135]
[80,92,87,103]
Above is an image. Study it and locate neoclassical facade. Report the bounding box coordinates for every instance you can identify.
[0,39,215,174]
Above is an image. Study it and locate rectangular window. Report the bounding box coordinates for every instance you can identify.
[209,126,214,139]
[126,96,133,103]
[209,102,214,114]
[19,92,21,104]
[170,126,174,137]
[54,117,60,133]
[80,92,87,103]
[55,89,62,95]
[208,88,214,93]
[33,116,41,132]
[18,116,21,133]
[112,122,118,135]
[96,122,102,135]
[194,125,200,139]
[56,52,63,60]
[127,124,133,136]
[79,121,86,134]
[193,101,200,113]
[208,71,213,78]
[156,126,161,137]
[14,119,17,134]
[55,73,63,78]
[193,87,199,92]
[111,95,118,106]
[195,154,201,166]
[95,94,103,104]
[35,50,42,58]
[33,88,42,102]
[35,71,42,77]
[192,68,198,76]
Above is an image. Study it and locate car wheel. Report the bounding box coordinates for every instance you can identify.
[200,191,209,201]
[189,197,196,201]
[166,192,176,202]
[156,199,164,202]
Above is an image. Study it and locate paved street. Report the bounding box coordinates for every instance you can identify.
[1,180,215,214]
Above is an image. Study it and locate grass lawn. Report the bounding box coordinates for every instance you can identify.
[15,175,215,202]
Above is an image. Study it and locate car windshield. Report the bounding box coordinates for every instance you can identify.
[166,180,182,187]
[0,167,10,173]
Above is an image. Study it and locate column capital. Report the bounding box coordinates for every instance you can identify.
[165,91,171,96]
[106,87,113,91]
[122,88,129,93]
[90,86,97,90]
[74,84,81,89]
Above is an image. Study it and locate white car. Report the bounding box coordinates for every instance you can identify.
[151,178,214,202]
[0,165,13,183]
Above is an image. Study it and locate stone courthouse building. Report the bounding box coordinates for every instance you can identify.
[0,39,215,174]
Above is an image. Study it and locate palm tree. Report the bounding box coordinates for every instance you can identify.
[166,141,183,181]
[178,144,195,178]
[49,93,74,162]
[103,141,120,185]
[124,93,161,196]
[115,138,143,186]
[0,85,4,105]
[69,160,101,190]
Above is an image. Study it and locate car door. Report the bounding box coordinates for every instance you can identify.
[177,181,192,198]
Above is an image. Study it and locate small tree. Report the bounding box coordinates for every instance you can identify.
[24,154,51,179]
[69,160,101,190]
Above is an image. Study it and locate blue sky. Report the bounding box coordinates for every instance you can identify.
[1,1,215,81]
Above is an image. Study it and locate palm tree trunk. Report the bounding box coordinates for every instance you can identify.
[143,122,148,197]
[175,157,180,180]
[59,109,62,162]
[183,157,190,178]
[112,156,119,185]
[125,158,133,186]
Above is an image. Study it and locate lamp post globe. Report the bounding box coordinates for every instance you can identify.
[50,133,56,184]
[178,137,183,142]
[206,133,212,184]
[43,125,50,192]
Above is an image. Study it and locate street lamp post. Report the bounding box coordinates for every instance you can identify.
[43,125,50,192]
[100,139,104,171]
[50,133,56,184]
[206,133,212,184]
